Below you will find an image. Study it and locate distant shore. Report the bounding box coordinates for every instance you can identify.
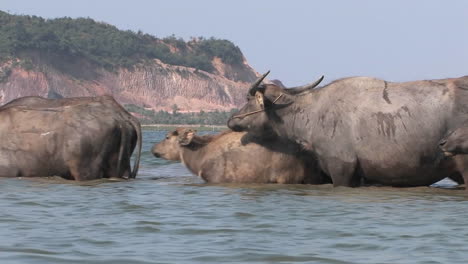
[142,124,227,131]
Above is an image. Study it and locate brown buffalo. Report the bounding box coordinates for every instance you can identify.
[151,128,329,184]
[0,95,142,180]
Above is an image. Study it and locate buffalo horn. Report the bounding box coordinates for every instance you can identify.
[289,75,324,94]
[248,70,270,94]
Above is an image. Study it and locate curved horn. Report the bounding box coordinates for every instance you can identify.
[248,70,270,95]
[288,75,324,94]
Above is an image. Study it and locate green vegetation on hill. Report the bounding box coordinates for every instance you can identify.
[0,11,244,72]
[125,104,237,125]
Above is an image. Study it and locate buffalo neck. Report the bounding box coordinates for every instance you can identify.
[179,137,211,175]
[275,90,325,149]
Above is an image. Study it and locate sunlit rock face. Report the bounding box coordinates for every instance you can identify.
[0,55,260,112]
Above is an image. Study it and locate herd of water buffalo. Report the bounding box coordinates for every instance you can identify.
[1,72,468,189]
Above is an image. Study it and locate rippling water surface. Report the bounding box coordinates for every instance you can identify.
[1,130,468,264]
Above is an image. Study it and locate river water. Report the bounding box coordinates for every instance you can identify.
[1,130,468,264]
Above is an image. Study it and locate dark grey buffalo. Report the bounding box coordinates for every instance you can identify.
[152,128,328,184]
[228,72,468,187]
[0,95,142,180]
[440,126,468,156]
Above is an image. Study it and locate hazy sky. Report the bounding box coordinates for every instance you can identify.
[3,0,468,86]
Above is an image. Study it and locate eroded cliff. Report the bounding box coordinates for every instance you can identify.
[0,55,259,112]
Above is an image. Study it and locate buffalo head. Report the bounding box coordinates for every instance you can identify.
[439,126,468,157]
[227,71,324,137]
[151,128,196,160]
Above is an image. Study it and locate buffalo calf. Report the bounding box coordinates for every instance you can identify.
[151,128,328,184]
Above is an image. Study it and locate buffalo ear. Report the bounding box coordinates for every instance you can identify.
[255,91,265,109]
[178,129,196,145]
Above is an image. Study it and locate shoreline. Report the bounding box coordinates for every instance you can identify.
[141,124,227,131]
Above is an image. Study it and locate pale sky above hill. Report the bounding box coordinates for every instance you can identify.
[3,0,468,86]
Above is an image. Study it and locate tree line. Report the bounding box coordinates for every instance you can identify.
[0,11,244,72]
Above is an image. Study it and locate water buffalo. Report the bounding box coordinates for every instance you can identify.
[440,126,468,156]
[0,95,142,180]
[151,128,329,184]
[228,72,468,187]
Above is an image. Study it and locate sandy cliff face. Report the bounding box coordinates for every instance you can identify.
[0,56,259,112]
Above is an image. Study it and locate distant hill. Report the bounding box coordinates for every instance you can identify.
[0,11,260,112]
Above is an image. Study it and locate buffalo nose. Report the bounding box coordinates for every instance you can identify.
[151,147,161,157]
[228,117,245,132]
[227,118,238,131]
